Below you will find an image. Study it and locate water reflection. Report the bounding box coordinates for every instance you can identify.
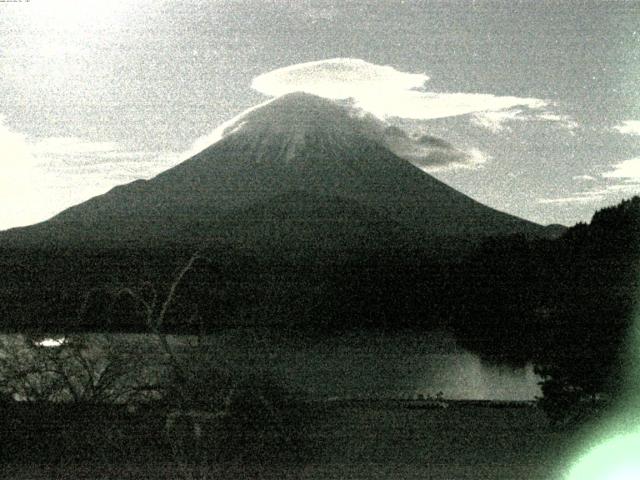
[35,337,66,348]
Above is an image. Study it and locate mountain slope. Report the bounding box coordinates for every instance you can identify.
[3,92,547,249]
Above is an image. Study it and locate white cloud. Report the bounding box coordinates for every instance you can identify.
[471,109,525,133]
[604,183,640,194]
[0,117,49,229]
[471,108,577,133]
[601,157,640,182]
[536,111,578,130]
[537,194,606,205]
[0,116,34,174]
[466,148,491,167]
[538,177,640,206]
[572,174,596,181]
[251,58,548,121]
[252,58,429,102]
[614,120,640,135]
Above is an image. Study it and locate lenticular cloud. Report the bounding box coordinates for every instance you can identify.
[251,58,548,121]
[252,58,429,102]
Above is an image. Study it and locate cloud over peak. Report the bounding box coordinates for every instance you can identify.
[251,58,549,122]
[252,58,430,102]
[183,90,487,171]
[244,58,576,171]
[245,59,506,171]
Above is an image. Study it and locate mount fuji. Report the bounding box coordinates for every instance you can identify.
[3,93,551,251]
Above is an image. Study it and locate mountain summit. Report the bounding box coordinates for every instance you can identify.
[215,92,370,155]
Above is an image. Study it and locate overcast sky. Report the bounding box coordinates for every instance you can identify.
[1,0,639,229]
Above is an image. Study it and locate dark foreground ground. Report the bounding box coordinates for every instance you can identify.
[0,400,574,480]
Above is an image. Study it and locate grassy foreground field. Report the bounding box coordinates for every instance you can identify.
[0,400,574,480]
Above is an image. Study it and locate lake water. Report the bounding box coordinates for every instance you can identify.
[0,330,541,401]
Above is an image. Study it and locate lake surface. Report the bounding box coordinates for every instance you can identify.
[0,329,541,401]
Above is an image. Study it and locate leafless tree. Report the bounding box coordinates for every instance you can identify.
[0,333,166,403]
